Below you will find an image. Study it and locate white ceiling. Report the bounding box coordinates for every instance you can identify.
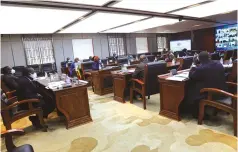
[0,0,237,34]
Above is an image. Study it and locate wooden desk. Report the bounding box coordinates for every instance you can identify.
[91,66,120,95]
[158,69,189,121]
[111,69,134,103]
[35,79,92,129]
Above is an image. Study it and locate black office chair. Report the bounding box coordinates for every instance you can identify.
[178,56,194,70]
[12,66,24,77]
[117,57,128,65]
[83,59,91,62]
[42,63,54,73]
[27,64,41,74]
[145,55,155,62]
[1,129,34,152]
[100,59,108,65]
[210,52,220,60]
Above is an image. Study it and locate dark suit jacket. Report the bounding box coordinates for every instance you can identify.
[132,61,148,80]
[187,61,227,103]
[2,74,19,90]
[16,76,39,101]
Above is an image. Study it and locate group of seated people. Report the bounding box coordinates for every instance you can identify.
[1,66,55,129]
[132,51,232,118]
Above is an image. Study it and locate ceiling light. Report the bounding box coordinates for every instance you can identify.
[60,12,146,33]
[112,0,208,13]
[0,6,89,34]
[40,0,111,5]
[171,0,237,17]
[103,17,179,33]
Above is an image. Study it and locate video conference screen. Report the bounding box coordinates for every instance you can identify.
[215,24,237,51]
[170,39,191,52]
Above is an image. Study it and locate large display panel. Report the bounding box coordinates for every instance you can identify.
[170,39,191,52]
[215,24,237,51]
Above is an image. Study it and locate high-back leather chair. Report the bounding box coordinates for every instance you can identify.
[81,61,94,72]
[178,56,193,70]
[83,59,91,62]
[27,64,40,74]
[117,57,128,65]
[1,129,34,152]
[145,55,155,62]
[210,52,220,60]
[12,66,24,77]
[42,63,54,73]
[130,62,168,109]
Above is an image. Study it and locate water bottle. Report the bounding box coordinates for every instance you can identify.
[172,59,176,65]
[220,57,224,64]
[229,58,232,64]
[128,60,130,65]
[99,63,102,70]
[177,54,180,58]
[66,76,71,84]
[107,60,109,65]
[45,72,48,78]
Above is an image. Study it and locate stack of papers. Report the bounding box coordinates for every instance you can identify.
[166,72,189,81]
[78,80,88,84]
[223,64,233,68]
[47,81,65,89]
[127,69,135,73]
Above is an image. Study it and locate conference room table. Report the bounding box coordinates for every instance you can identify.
[35,78,92,129]
[111,61,181,103]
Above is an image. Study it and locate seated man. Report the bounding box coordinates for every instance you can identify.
[185,51,227,117]
[132,55,148,80]
[92,56,100,71]
[70,58,82,79]
[16,67,55,128]
[1,66,19,91]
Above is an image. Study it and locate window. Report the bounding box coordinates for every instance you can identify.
[72,39,94,60]
[136,37,148,54]
[108,36,126,56]
[22,36,55,65]
[157,36,168,52]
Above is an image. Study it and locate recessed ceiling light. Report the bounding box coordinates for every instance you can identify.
[193,24,201,27]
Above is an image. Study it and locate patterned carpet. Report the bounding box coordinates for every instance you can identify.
[1,88,237,152]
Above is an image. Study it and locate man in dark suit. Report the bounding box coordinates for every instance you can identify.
[132,55,148,80]
[185,51,227,117]
[16,67,55,128]
[1,66,19,90]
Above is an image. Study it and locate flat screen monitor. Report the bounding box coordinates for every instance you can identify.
[215,24,237,51]
[170,39,191,52]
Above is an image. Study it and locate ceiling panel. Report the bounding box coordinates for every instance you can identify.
[171,0,237,18]
[39,0,112,5]
[112,0,208,13]
[104,17,179,33]
[60,12,146,33]
[0,6,89,34]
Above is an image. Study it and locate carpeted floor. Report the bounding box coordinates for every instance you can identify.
[1,88,237,152]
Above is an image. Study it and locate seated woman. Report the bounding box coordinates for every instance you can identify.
[165,51,175,62]
[16,67,55,128]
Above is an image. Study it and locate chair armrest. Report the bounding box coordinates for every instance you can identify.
[1,99,40,111]
[131,78,145,85]
[7,96,18,105]
[1,129,25,137]
[226,82,238,87]
[6,90,16,98]
[200,88,237,100]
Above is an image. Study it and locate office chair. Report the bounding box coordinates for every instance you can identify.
[117,57,128,65]
[198,82,237,136]
[177,56,193,70]
[210,52,220,60]
[27,64,40,74]
[42,63,55,73]
[12,66,24,77]
[130,62,168,109]
[145,55,155,62]
[1,129,34,152]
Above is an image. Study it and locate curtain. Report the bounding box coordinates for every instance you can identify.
[22,36,55,65]
[108,35,126,56]
[157,36,168,52]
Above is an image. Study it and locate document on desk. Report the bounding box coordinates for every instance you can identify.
[127,69,135,73]
[166,72,189,81]
[47,81,65,89]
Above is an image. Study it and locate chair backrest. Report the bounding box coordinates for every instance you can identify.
[210,52,220,60]
[117,57,128,65]
[42,63,53,73]
[27,64,40,73]
[81,61,94,72]
[229,59,237,82]
[225,50,234,60]
[180,56,193,70]
[151,52,161,57]
[83,59,91,62]
[144,62,168,95]
[145,55,155,62]
[12,66,24,77]
[100,59,108,65]
[61,61,66,68]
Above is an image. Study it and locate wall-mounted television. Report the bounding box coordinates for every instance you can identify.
[215,24,237,51]
[170,39,191,52]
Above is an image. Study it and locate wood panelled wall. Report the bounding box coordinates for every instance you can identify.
[168,27,215,52]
